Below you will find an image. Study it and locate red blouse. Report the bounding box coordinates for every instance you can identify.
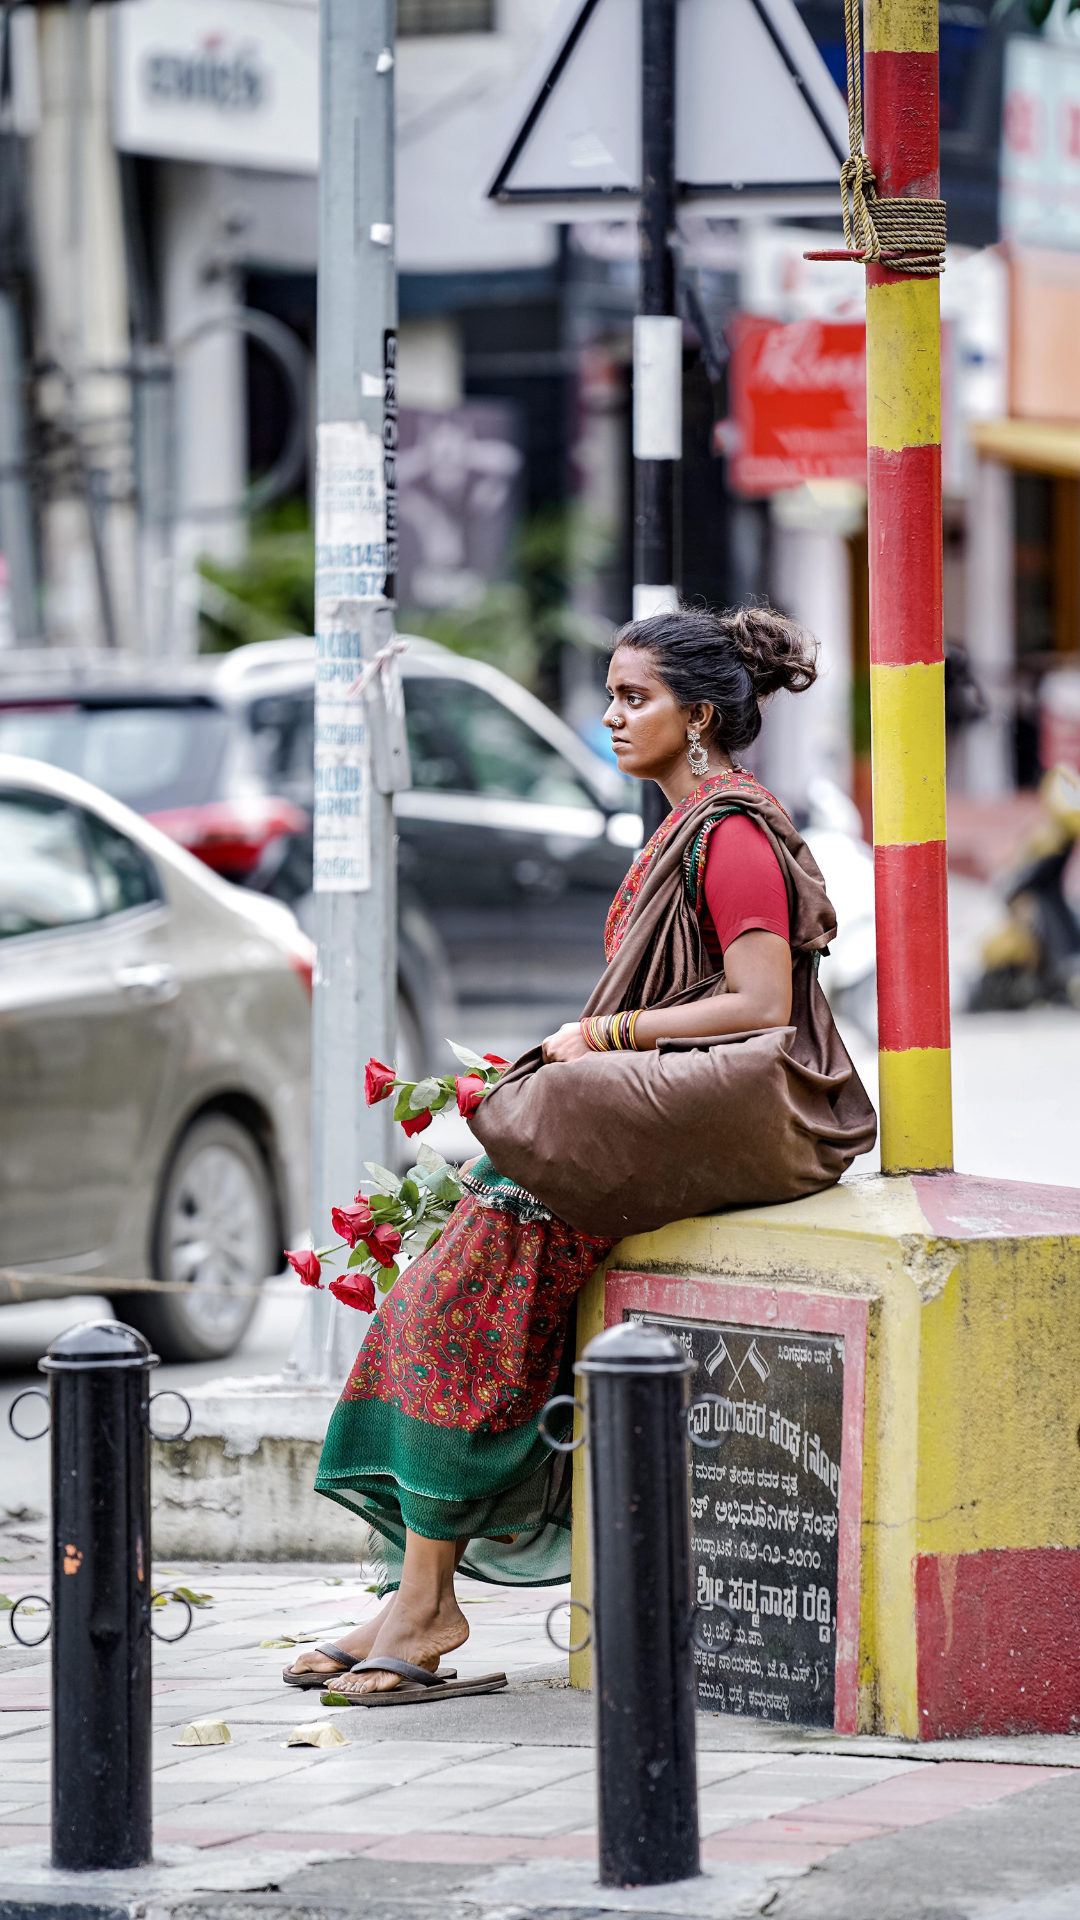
[699,813,790,968]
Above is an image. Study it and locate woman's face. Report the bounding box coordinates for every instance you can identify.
[603,646,719,787]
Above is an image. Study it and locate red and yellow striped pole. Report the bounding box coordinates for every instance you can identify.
[864,0,952,1173]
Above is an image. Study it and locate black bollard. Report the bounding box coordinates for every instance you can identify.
[40,1320,158,1871]
[576,1321,699,1888]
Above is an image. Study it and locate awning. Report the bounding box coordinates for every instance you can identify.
[971,417,1080,477]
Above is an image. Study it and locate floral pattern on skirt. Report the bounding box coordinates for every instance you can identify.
[340,1195,613,1434]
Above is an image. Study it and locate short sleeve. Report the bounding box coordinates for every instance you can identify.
[701,813,790,955]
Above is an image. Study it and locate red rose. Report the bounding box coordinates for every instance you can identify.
[285,1247,322,1288]
[328,1272,377,1314]
[455,1073,486,1119]
[483,1054,511,1073]
[400,1108,432,1137]
[362,1223,402,1268]
[364,1059,397,1106]
[331,1200,376,1248]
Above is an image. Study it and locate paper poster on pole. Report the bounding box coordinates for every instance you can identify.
[313,420,386,893]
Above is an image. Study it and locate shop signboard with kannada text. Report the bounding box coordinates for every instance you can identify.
[113,0,318,176]
[727,315,867,495]
[484,0,847,215]
[1001,34,1080,252]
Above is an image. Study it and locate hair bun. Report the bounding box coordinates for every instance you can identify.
[728,606,818,699]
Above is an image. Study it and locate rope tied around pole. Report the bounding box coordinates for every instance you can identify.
[807,0,946,276]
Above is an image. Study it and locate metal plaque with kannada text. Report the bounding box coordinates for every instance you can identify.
[635,1311,844,1729]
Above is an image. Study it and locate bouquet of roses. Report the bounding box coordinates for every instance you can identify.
[284,1042,510,1316]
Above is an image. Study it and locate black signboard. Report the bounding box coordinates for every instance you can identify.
[634,1311,845,1729]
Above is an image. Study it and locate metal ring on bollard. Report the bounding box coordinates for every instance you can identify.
[150,1590,194,1644]
[149,1390,193,1442]
[690,1600,739,1652]
[9,1594,51,1647]
[7,1389,49,1442]
[537,1394,586,1453]
[684,1393,725,1451]
[545,1597,591,1655]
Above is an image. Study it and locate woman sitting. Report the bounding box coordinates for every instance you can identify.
[284,603,876,1699]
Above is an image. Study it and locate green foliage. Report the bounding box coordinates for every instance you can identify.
[197,501,314,653]
[403,503,615,691]
[198,499,616,694]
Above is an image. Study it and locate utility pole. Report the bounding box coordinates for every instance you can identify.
[305,0,399,1380]
[636,0,680,837]
[864,0,952,1172]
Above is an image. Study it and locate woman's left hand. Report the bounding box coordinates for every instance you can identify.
[542,1021,589,1064]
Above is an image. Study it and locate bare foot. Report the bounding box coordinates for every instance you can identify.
[333,1588,469,1695]
[284,1596,397,1677]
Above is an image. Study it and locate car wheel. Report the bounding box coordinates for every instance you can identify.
[124,1115,279,1364]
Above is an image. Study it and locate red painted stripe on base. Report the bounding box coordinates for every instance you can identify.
[913,1171,1080,1240]
[867,444,943,666]
[864,51,940,202]
[917,1547,1080,1737]
[875,840,950,1051]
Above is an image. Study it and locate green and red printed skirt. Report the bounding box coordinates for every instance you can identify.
[314,1156,613,1589]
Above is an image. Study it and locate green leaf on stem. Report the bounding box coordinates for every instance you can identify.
[447,1040,487,1071]
[416,1142,448,1172]
[393,1084,417,1123]
[375,1262,400,1293]
[346,1246,373,1269]
[423,1227,444,1253]
[409,1076,442,1112]
[399,1178,420,1209]
[363,1162,401,1193]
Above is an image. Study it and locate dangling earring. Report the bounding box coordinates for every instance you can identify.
[686,726,709,778]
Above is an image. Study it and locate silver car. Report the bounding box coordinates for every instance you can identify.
[0,754,312,1362]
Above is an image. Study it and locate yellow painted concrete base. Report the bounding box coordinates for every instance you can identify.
[570,1170,1080,1739]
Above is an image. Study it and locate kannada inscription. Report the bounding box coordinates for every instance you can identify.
[634,1311,845,1729]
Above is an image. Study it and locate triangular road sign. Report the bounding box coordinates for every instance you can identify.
[487,0,848,212]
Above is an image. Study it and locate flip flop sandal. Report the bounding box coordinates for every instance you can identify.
[320,1657,507,1708]
[284,1644,457,1690]
[283,1642,358,1689]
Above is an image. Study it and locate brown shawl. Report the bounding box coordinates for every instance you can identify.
[469,780,877,1238]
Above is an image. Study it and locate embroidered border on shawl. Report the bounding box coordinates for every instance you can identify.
[604,771,788,962]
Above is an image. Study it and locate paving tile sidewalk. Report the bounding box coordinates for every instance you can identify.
[2,1560,1080,1919]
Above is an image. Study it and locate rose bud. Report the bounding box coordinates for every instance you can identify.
[328,1272,377,1314]
[483,1053,512,1073]
[362,1223,402,1268]
[455,1073,486,1119]
[330,1200,376,1248]
[364,1058,397,1106]
[400,1108,432,1137]
[285,1247,322,1288]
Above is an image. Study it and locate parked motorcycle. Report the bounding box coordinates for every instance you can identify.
[970,764,1080,1012]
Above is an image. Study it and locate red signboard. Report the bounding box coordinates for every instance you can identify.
[728,316,867,496]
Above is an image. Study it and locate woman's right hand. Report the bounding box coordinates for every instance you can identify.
[542,1022,589,1064]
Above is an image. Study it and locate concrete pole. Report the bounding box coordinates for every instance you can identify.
[303,0,397,1382]
[864,0,952,1172]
